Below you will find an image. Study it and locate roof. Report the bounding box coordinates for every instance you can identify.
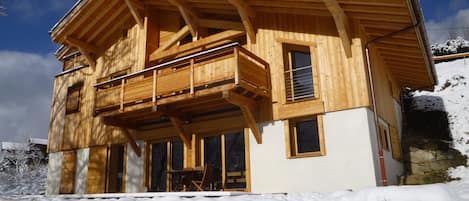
[50,0,436,89]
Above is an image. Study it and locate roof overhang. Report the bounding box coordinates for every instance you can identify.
[50,0,437,89]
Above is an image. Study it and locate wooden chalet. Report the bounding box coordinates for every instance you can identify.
[47,0,436,194]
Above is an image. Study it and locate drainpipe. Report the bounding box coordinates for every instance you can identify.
[364,0,422,186]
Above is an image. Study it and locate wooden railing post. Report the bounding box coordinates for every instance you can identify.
[190,58,195,96]
[152,70,157,111]
[120,79,125,112]
[234,47,240,85]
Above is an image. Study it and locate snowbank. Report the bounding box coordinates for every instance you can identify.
[0,182,467,201]
[412,58,469,159]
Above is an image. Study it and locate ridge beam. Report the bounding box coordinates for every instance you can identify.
[322,0,352,57]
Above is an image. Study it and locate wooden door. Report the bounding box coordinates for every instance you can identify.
[86,146,108,194]
[60,151,76,194]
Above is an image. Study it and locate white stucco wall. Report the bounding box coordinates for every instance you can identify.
[249,107,379,193]
[46,152,63,195]
[383,100,404,185]
[364,101,404,186]
[74,148,89,194]
[125,141,145,193]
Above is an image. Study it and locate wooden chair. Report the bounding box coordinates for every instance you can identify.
[191,164,214,191]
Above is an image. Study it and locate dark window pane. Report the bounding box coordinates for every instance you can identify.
[224,132,246,189]
[296,119,320,153]
[150,143,167,192]
[204,136,222,190]
[291,51,311,69]
[171,140,184,170]
[107,145,125,193]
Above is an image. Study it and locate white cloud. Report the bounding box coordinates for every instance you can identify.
[0,51,60,142]
[426,9,469,44]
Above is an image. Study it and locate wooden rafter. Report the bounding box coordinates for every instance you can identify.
[222,91,262,144]
[65,36,98,53]
[321,0,352,57]
[124,0,144,29]
[227,0,256,43]
[64,36,97,67]
[152,25,190,56]
[169,116,192,148]
[198,19,244,31]
[168,0,198,37]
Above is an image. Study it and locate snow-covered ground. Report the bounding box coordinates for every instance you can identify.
[0,59,468,201]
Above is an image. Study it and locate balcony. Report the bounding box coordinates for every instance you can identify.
[94,42,270,145]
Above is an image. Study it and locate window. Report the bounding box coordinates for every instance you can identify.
[283,44,315,102]
[378,119,391,151]
[285,116,325,158]
[65,82,83,114]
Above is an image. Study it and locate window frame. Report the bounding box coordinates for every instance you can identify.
[378,118,391,151]
[284,115,326,159]
[279,39,320,104]
[65,82,83,114]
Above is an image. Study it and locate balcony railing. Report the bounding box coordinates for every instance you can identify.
[94,42,270,115]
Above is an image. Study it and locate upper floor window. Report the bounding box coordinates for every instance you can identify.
[283,44,315,102]
[66,82,83,114]
[285,115,325,158]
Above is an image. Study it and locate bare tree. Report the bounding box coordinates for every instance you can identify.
[448,29,459,40]
[463,25,469,40]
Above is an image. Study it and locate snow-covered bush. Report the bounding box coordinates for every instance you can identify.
[432,37,469,56]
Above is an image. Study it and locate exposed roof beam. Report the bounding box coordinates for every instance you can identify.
[321,0,352,57]
[88,4,128,43]
[152,25,190,56]
[227,0,256,43]
[223,91,262,144]
[124,0,144,29]
[65,36,98,53]
[64,36,97,68]
[168,0,199,37]
[198,19,245,31]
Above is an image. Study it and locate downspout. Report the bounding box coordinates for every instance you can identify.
[363,0,422,186]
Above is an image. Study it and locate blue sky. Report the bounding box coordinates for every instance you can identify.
[0,0,468,142]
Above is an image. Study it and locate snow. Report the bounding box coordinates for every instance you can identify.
[412,58,469,159]
[432,37,469,56]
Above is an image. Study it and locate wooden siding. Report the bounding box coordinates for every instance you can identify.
[60,151,76,194]
[245,13,370,120]
[86,146,108,194]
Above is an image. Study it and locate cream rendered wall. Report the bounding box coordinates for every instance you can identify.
[125,141,145,193]
[249,107,379,193]
[359,102,404,186]
[74,148,89,194]
[46,152,63,195]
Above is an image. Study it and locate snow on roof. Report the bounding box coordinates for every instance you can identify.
[1,142,29,151]
[28,138,47,146]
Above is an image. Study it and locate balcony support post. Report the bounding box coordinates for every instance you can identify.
[152,70,157,111]
[223,91,262,144]
[120,79,125,112]
[234,47,240,85]
[190,59,195,96]
[169,116,192,149]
